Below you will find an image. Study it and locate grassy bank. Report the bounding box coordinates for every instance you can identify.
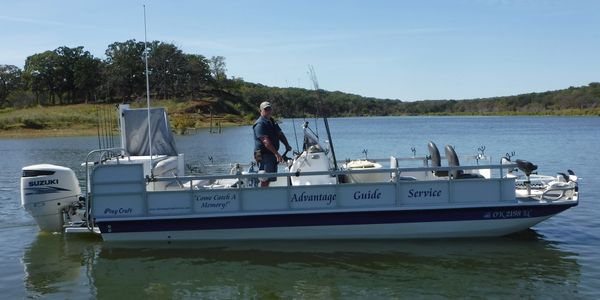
[0,101,252,138]
[0,104,102,138]
[1,101,597,139]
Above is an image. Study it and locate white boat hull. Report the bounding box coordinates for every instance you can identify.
[100,217,552,242]
[96,203,574,242]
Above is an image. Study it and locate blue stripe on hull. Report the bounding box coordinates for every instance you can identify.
[97,203,576,234]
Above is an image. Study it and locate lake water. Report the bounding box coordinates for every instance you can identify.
[1,116,599,298]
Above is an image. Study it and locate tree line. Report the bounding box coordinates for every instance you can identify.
[1,40,599,117]
[237,82,600,117]
[0,40,228,107]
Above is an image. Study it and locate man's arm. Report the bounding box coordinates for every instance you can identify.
[259,136,284,162]
[272,119,292,152]
[278,131,292,152]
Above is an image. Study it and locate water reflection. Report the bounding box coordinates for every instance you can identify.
[22,232,101,298]
[23,231,580,299]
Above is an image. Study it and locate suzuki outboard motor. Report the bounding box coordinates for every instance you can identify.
[20,164,81,232]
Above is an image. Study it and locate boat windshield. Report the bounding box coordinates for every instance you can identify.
[303,126,326,153]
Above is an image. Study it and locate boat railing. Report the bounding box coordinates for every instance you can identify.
[349,154,492,164]
[349,156,428,164]
[117,163,520,215]
[88,160,578,221]
[540,184,578,201]
[150,163,519,188]
[84,147,128,231]
[194,154,490,175]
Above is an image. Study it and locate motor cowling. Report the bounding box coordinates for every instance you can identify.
[20,164,81,232]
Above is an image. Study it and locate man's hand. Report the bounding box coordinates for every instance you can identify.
[275,153,284,163]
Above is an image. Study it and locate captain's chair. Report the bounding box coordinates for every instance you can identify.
[444,145,484,179]
[390,156,398,181]
[428,141,448,177]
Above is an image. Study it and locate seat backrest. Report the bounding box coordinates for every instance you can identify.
[428,141,441,167]
[445,145,460,167]
[515,159,538,177]
[428,141,447,177]
[444,145,462,178]
[390,156,398,180]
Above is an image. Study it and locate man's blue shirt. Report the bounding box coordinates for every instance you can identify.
[253,116,282,152]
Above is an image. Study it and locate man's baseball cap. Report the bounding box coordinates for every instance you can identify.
[259,101,272,110]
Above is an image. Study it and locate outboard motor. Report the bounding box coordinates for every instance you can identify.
[20,164,82,232]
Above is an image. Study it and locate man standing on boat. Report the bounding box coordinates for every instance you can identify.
[253,101,292,187]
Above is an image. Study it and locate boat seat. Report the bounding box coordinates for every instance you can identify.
[516,159,538,177]
[390,156,398,180]
[153,156,179,177]
[164,179,212,190]
[212,178,240,188]
[185,179,212,189]
[428,141,448,177]
[445,145,484,179]
[390,156,416,181]
[177,178,238,190]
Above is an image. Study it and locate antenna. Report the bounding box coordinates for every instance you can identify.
[143,5,153,170]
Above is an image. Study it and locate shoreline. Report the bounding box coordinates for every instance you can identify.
[1,114,596,139]
[0,122,248,139]
[2,100,598,139]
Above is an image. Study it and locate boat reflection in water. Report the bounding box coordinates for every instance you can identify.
[23,231,580,298]
[22,232,101,297]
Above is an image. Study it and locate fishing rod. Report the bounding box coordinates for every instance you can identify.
[108,105,115,148]
[103,105,110,149]
[308,65,338,171]
[307,68,320,138]
[284,82,301,154]
[291,115,300,154]
[95,105,101,149]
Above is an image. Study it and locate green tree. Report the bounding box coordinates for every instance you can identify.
[183,54,213,98]
[148,42,187,99]
[209,56,227,81]
[74,52,103,103]
[23,50,61,105]
[104,39,146,101]
[22,46,103,105]
[54,46,81,104]
[0,64,23,107]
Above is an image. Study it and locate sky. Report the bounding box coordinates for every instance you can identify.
[1,0,599,101]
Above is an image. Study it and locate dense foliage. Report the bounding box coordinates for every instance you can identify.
[1,40,218,107]
[1,40,599,118]
[238,82,600,117]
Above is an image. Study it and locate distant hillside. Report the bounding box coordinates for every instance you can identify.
[401,83,600,116]
[3,41,598,134]
[235,82,600,117]
[1,82,599,138]
[171,81,600,130]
